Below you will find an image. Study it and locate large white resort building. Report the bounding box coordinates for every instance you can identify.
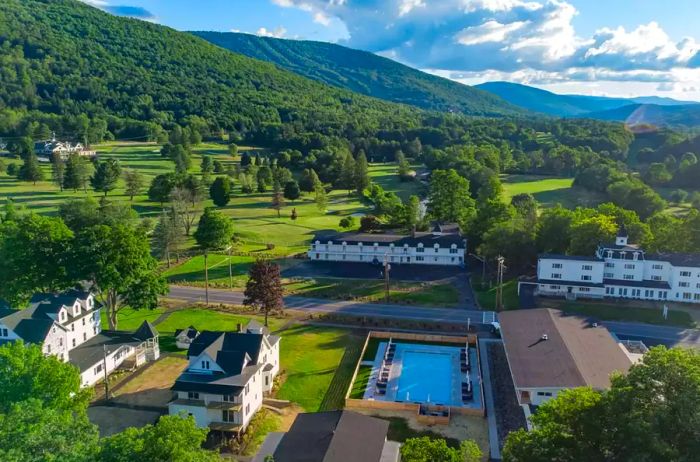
[526,226,700,304]
[308,223,467,267]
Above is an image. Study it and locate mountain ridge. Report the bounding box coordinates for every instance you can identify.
[190,31,525,117]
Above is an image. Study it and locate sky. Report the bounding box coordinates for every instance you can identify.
[82,0,700,101]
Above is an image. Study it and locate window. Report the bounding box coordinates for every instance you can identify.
[201,360,210,369]
[416,256,424,262]
[71,324,75,332]
[449,248,458,254]
[683,293,692,300]
[652,275,662,281]
[659,291,668,299]
[83,332,87,341]
[551,273,562,279]
[72,339,76,347]
[46,344,51,354]
[223,410,236,422]
[679,282,690,288]
[680,271,692,277]
[549,285,560,290]
[434,257,438,262]
[0,328,7,337]
[434,247,439,253]
[696,283,700,289]
[604,273,614,278]
[652,264,663,270]
[245,384,250,394]
[695,294,700,301]
[624,275,635,280]
[187,392,199,400]
[606,287,614,295]
[624,264,635,269]
[579,287,590,292]
[581,275,592,281]
[94,364,102,375]
[223,394,235,402]
[582,265,593,271]
[315,254,319,259]
[552,263,563,269]
[59,338,63,346]
[416,247,424,253]
[265,376,269,386]
[537,392,553,397]
[245,404,250,416]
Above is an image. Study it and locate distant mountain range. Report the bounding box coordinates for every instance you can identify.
[475,82,700,127]
[191,31,525,117]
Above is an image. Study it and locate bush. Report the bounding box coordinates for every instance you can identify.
[360,215,380,232]
[339,216,356,229]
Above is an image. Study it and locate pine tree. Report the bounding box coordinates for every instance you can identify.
[354,151,370,194]
[315,180,328,213]
[200,155,213,185]
[271,181,284,218]
[18,153,44,185]
[51,154,65,191]
[90,159,121,196]
[209,176,232,207]
[63,153,90,192]
[340,152,356,192]
[123,169,145,201]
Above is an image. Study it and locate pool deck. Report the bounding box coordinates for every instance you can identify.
[364,341,482,410]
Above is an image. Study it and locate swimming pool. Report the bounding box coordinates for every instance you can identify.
[396,350,453,404]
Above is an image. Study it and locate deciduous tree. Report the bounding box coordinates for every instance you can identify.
[244,260,284,327]
[18,153,44,185]
[123,169,145,201]
[194,208,234,303]
[209,176,232,207]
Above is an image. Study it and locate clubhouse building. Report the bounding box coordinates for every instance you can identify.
[523,226,700,304]
[308,222,467,267]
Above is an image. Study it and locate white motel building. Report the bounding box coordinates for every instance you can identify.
[308,223,467,267]
[524,226,700,304]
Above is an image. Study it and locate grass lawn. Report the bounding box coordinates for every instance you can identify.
[277,325,363,412]
[501,174,604,209]
[100,306,166,331]
[155,308,286,335]
[163,254,258,287]
[238,409,282,456]
[349,365,372,399]
[284,278,459,307]
[368,163,425,201]
[553,300,695,327]
[473,278,519,311]
[1,142,420,259]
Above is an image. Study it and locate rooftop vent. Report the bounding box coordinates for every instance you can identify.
[541,334,548,341]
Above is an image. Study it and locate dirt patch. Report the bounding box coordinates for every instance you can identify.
[88,406,163,437]
[275,403,304,432]
[112,356,188,408]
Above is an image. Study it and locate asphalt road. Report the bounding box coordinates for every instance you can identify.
[168,286,495,325]
[167,286,699,348]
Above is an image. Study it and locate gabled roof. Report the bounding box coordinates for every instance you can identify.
[133,321,158,341]
[539,253,603,262]
[189,331,264,365]
[175,326,200,340]
[499,309,632,390]
[68,330,148,372]
[647,253,700,268]
[312,230,465,248]
[273,411,389,462]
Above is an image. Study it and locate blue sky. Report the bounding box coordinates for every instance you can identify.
[83,1,700,101]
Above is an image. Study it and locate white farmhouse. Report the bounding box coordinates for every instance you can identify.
[308,222,466,266]
[0,290,160,387]
[524,226,700,304]
[168,321,280,434]
[34,138,96,161]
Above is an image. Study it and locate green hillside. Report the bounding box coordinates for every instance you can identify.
[0,0,421,144]
[191,31,524,117]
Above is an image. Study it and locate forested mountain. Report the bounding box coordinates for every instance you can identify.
[191,31,524,117]
[477,82,699,122]
[586,104,700,129]
[0,0,425,146]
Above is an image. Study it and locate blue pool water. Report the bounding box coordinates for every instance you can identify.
[396,350,452,404]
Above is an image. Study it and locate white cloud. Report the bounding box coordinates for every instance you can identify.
[456,20,527,46]
[256,26,288,38]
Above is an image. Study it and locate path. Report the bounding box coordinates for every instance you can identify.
[479,338,502,461]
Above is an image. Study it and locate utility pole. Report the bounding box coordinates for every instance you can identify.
[495,256,505,311]
[384,253,391,303]
[469,253,487,287]
[228,245,233,290]
[204,250,209,305]
[102,344,110,400]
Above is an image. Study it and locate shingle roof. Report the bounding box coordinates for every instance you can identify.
[647,253,700,268]
[68,331,146,372]
[273,411,389,462]
[175,326,199,340]
[537,279,605,288]
[133,321,158,341]
[312,230,465,248]
[499,309,632,390]
[189,331,264,364]
[539,254,603,262]
[603,278,671,289]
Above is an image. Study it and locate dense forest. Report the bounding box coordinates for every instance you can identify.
[191,31,524,117]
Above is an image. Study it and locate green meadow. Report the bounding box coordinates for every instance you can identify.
[501,174,605,209]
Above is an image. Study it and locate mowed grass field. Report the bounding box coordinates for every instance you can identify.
[0,143,421,255]
[501,174,604,209]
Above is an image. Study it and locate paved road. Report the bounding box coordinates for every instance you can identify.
[168,286,495,325]
[167,286,699,348]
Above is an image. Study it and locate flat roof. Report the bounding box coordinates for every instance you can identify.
[499,309,632,390]
[312,230,465,248]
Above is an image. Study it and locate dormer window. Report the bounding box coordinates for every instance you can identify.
[434,244,439,253]
[201,360,210,369]
[633,252,639,260]
[59,311,66,323]
[73,303,80,316]
[607,250,613,258]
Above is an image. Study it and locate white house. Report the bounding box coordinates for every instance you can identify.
[34,137,96,161]
[168,320,280,434]
[174,326,200,349]
[524,226,700,304]
[308,222,466,267]
[0,290,160,387]
[499,309,633,408]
